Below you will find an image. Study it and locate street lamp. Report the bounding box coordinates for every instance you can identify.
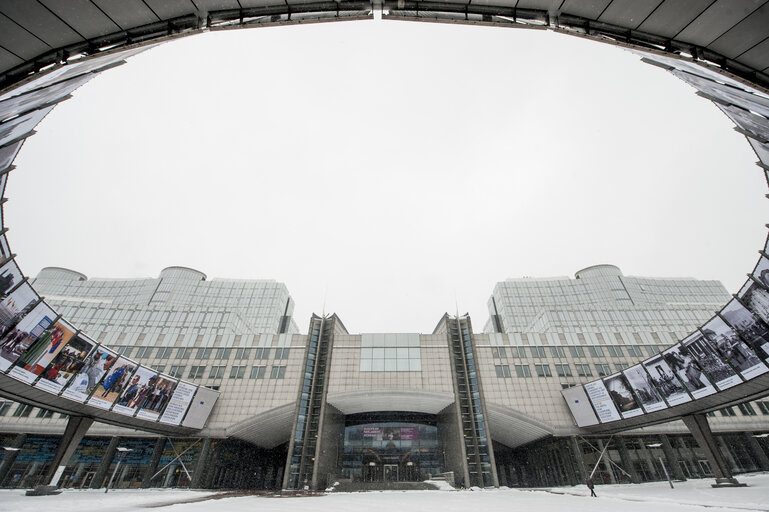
[105,447,132,493]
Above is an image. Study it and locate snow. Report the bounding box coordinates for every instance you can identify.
[1,473,768,512]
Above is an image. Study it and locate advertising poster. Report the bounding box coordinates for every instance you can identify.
[86,356,137,410]
[8,319,75,384]
[645,351,694,405]
[0,282,38,340]
[159,381,197,425]
[0,302,53,372]
[0,259,22,297]
[135,374,177,421]
[584,380,621,423]
[113,366,158,417]
[361,426,420,441]
[61,345,117,403]
[603,373,643,419]
[721,299,769,361]
[681,332,741,391]
[701,317,768,380]
[34,334,97,395]
[622,364,667,413]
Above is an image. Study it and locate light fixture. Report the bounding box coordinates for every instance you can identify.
[2,447,20,451]
[646,443,662,448]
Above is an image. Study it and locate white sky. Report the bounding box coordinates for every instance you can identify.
[6,19,768,334]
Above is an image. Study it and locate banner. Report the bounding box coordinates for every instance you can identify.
[701,317,768,380]
[622,364,666,413]
[86,356,137,410]
[721,299,769,362]
[61,345,117,403]
[584,380,621,423]
[112,366,158,417]
[603,373,643,419]
[681,333,741,391]
[135,373,177,421]
[34,333,97,395]
[0,302,53,372]
[9,319,76,384]
[645,350,694,405]
[0,282,38,341]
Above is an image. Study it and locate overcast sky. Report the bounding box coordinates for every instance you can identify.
[6,19,768,334]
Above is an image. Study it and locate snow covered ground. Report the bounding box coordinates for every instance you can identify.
[1,473,768,512]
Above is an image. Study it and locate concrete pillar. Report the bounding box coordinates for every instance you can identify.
[681,414,744,487]
[190,438,212,489]
[43,416,94,487]
[744,433,769,471]
[659,435,686,481]
[91,437,120,488]
[595,439,616,484]
[0,433,26,486]
[141,438,167,488]
[569,437,588,484]
[615,437,640,483]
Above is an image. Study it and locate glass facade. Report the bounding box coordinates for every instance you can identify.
[341,422,441,482]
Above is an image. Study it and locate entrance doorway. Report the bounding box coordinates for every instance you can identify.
[384,464,398,482]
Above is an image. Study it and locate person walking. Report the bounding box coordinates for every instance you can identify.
[586,476,597,497]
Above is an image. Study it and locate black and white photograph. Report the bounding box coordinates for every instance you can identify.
[644,352,694,405]
[751,255,769,289]
[701,317,768,380]
[34,333,97,395]
[61,345,117,403]
[0,282,37,340]
[603,373,643,419]
[0,302,54,372]
[0,234,10,262]
[720,299,769,361]
[738,280,769,331]
[622,364,666,413]
[0,258,22,298]
[681,332,741,391]
[0,139,23,172]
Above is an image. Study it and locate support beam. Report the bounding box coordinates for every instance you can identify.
[92,437,120,489]
[141,438,167,488]
[190,438,212,488]
[615,437,640,483]
[0,433,26,486]
[44,416,94,487]
[744,432,769,471]
[681,414,746,487]
[569,436,587,484]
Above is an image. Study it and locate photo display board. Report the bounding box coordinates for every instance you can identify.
[112,366,159,417]
[135,373,177,421]
[720,299,769,362]
[86,356,137,410]
[584,380,621,423]
[61,345,117,403]
[0,302,54,372]
[700,317,768,380]
[681,332,741,391]
[603,373,643,419]
[8,318,76,384]
[622,364,667,413]
[644,349,693,405]
[34,333,97,395]
[159,381,197,425]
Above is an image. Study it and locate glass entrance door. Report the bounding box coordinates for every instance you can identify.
[384,464,398,482]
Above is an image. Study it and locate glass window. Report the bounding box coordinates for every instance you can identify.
[595,364,610,376]
[0,401,11,416]
[515,364,531,378]
[270,365,286,379]
[756,401,769,415]
[215,348,232,359]
[177,347,192,359]
[569,346,585,358]
[576,364,592,377]
[250,365,266,379]
[720,407,737,417]
[209,365,226,378]
[169,365,185,378]
[13,404,33,417]
[255,348,271,359]
[555,364,572,377]
[229,365,245,379]
[535,364,552,377]
[196,347,212,359]
[234,347,251,359]
[588,346,604,357]
[495,364,504,378]
[737,403,757,416]
[530,346,546,358]
[550,346,565,358]
[188,365,206,379]
[645,346,659,356]
[615,363,629,372]
[157,347,174,359]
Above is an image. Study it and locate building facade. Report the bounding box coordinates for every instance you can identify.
[1,265,768,490]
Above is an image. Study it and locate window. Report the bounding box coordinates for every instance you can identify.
[229,365,246,379]
[515,364,531,378]
[535,364,552,377]
[530,346,546,358]
[120,346,133,357]
[595,364,611,376]
[188,365,206,379]
[153,365,166,373]
[757,401,769,415]
[215,348,232,359]
[156,347,174,359]
[615,363,629,372]
[569,346,585,358]
[274,348,290,359]
[588,346,604,357]
[626,346,644,357]
[561,383,575,389]
[250,365,266,379]
[135,346,153,358]
[720,407,737,417]
[255,347,271,359]
[576,364,592,377]
[555,364,573,377]
[550,346,565,358]
[169,365,185,378]
[13,404,33,417]
[177,347,192,359]
[495,364,511,378]
[209,365,226,379]
[270,365,286,379]
[508,346,525,357]
[0,401,10,416]
[645,345,659,356]
[492,347,507,358]
[235,347,251,359]
[196,348,212,359]
[606,346,624,357]
[36,409,54,419]
[737,403,757,416]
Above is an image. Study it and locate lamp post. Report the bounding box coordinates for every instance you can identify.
[105,447,132,493]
